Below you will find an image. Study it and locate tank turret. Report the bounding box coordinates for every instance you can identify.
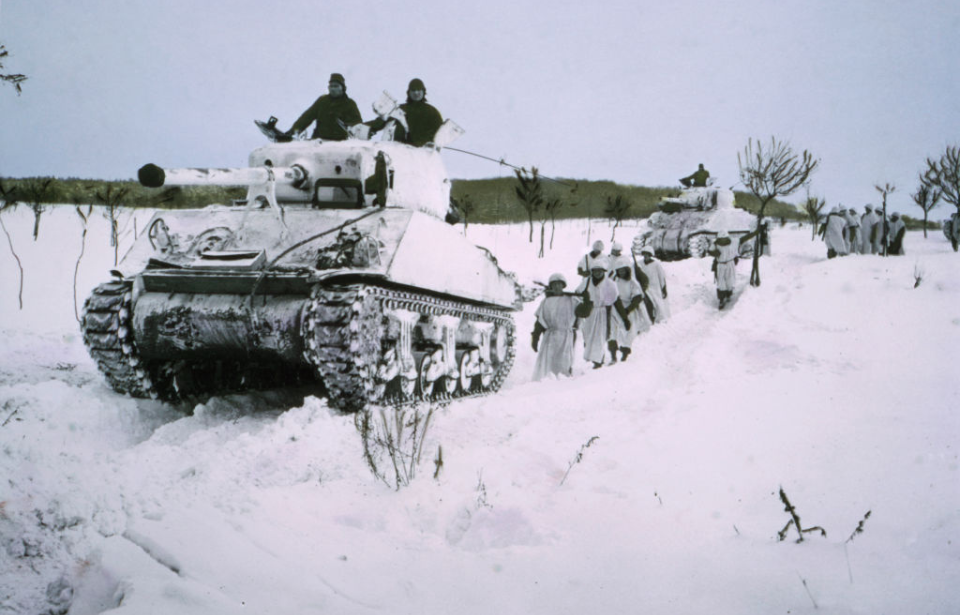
[632,185,761,260]
[81,138,519,411]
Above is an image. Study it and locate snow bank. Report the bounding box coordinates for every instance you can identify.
[1,207,958,614]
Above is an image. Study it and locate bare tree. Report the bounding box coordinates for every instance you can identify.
[544,196,569,250]
[0,44,27,95]
[0,181,24,309]
[450,194,476,235]
[920,145,960,249]
[800,192,827,240]
[95,184,130,265]
[910,178,941,239]
[738,137,819,286]
[20,177,58,240]
[605,194,633,242]
[514,167,543,245]
[73,205,94,321]
[874,183,896,257]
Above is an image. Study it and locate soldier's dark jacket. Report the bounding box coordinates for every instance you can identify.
[368,99,444,147]
[290,94,362,141]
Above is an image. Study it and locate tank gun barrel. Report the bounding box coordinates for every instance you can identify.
[138,163,306,188]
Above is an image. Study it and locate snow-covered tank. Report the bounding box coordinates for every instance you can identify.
[81,134,520,411]
[631,185,760,260]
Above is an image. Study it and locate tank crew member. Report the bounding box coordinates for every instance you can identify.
[636,247,670,323]
[367,78,444,147]
[707,229,757,310]
[819,207,848,258]
[680,163,710,188]
[531,273,582,381]
[577,240,605,278]
[575,257,619,369]
[610,256,650,362]
[286,73,363,141]
[885,212,906,255]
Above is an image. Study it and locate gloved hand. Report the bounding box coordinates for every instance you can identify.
[662,288,668,299]
[531,321,545,352]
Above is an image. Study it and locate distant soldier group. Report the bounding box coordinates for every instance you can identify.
[820,205,905,257]
[532,240,670,380]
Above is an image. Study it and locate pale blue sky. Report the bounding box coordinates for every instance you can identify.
[1,0,958,214]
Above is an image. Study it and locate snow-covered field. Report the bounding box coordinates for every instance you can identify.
[1,206,958,614]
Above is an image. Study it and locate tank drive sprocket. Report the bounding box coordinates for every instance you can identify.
[81,281,164,399]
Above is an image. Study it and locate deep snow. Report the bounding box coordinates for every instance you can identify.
[1,205,958,614]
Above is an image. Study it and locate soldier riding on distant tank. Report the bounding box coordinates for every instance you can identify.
[81,101,520,412]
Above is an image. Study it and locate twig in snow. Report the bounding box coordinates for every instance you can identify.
[846,510,871,543]
[777,487,826,542]
[560,436,599,486]
[913,262,924,288]
[2,408,19,427]
[475,470,492,510]
[433,445,443,480]
[797,572,819,609]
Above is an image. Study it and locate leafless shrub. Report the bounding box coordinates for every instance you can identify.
[354,404,436,490]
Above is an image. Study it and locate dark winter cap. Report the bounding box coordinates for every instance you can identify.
[408,78,426,92]
[329,73,346,86]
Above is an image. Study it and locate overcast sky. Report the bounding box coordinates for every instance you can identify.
[2,0,959,214]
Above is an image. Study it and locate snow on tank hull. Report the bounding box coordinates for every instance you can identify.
[632,186,760,260]
[81,139,520,411]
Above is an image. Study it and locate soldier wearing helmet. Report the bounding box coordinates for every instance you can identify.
[531,273,582,381]
[367,78,444,147]
[286,72,363,141]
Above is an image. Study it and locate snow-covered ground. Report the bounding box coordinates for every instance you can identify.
[1,206,958,614]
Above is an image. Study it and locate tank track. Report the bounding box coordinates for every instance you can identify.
[302,284,516,411]
[81,280,162,399]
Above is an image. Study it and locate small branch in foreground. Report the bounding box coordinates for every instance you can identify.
[777,487,826,542]
[846,510,872,543]
[560,436,599,486]
[797,572,819,609]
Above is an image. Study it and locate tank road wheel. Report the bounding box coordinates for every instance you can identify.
[399,374,417,398]
[417,350,435,398]
[458,349,478,392]
[689,235,711,258]
[81,281,173,400]
[303,284,518,410]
